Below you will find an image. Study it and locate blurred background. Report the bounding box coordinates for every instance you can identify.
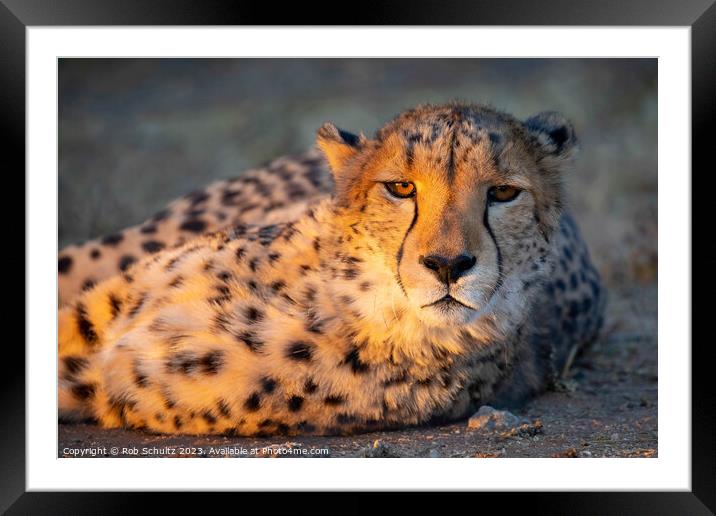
[58,58,657,289]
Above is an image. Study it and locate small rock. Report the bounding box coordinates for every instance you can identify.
[467,405,542,438]
[579,450,593,458]
[428,448,441,458]
[467,405,525,432]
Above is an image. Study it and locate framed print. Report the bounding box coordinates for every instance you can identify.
[5,0,714,511]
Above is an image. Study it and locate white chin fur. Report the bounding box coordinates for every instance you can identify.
[417,301,478,327]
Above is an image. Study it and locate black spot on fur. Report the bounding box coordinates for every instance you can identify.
[166,352,198,375]
[383,371,409,386]
[152,209,170,222]
[286,341,313,361]
[142,240,166,254]
[235,331,263,352]
[180,219,207,233]
[581,297,593,312]
[268,252,281,264]
[174,416,183,430]
[570,274,578,289]
[287,184,307,201]
[58,255,72,274]
[75,302,98,345]
[271,280,286,292]
[222,189,242,206]
[303,285,317,303]
[288,395,304,412]
[202,410,217,425]
[71,382,96,400]
[82,278,96,291]
[303,378,318,394]
[324,394,346,406]
[342,268,360,280]
[133,361,149,388]
[127,294,147,318]
[200,350,225,375]
[140,224,157,234]
[341,255,363,265]
[212,313,231,333]
[305,308,324,334]
[208,284,232,306]
[343,347,369,374]
[89,248,101,260]
[119,255,137,272]
[440,371,453,388]
[261,376,277,393]
[186,190,210,206]
[359,281,371,291]
[63,356,88,376]
[249,258,260,272]
[567,301,580,318]
[258,225,280,246]
[101,233,124,246]
[168,275,184,288]
[217,270,232,282]
[245,306,264,323]
[244,392,261,411]
[258,418,274,428]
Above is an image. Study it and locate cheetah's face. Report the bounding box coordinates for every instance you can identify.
[318,104,577,328]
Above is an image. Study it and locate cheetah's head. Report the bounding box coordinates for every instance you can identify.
[317,103,578,328]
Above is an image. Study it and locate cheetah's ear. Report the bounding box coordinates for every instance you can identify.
[524,111,579,165]
[316,122,366,175]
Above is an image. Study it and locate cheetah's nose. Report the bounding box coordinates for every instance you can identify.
[419,254,477,284]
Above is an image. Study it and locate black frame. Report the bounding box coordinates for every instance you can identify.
[5,0,714,511]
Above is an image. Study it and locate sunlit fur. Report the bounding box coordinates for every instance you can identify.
[57,103,604,436]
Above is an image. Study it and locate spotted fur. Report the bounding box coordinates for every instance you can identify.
[58,150,332,306]
[57,103,605,435]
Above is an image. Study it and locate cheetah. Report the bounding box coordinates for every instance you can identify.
[58,102,605,436]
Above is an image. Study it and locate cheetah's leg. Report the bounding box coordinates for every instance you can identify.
[58,276,128,423]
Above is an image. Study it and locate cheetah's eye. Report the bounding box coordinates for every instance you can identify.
[384,182,416,199]
[488,185,521,203]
